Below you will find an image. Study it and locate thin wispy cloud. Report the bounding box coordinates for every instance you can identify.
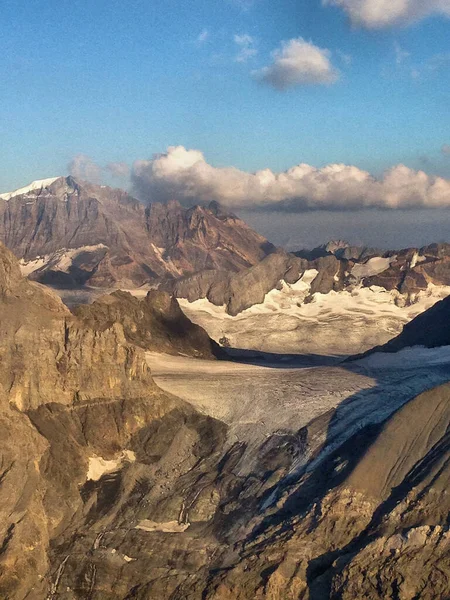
[228,0,257,11]
[131,145,450,211]
[409,52,450,80]
[106,162,130,178]
[337,50,352,65]
[442,144,450,155]
[253,38,339,90]
[394,42,410,65]
[234,34,258,63]
[68,156,130,182]
[68,154,102,183]
[195,29,210,45]
[323,0,450,29]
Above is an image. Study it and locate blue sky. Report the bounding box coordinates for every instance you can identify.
[2,0,450,247]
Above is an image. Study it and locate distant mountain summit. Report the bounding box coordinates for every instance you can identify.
[0,176,274,287]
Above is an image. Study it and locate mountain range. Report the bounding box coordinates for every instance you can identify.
[0,235,449,599]
[0,176,273,288]
[1,175,450,598]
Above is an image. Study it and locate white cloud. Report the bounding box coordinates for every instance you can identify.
[253,38,339,90]
[106,162,130,178]
[234,34,258,63]
[68,154,102,183]
[131,145,450,211]
[324,0,450,29]
[196,29,210,45]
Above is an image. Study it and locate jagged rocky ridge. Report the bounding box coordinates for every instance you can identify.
[165,250,344,316]
[167,242,450,316]
[0,177,274,288]
[73,289,222,358]
[0,241,450,599]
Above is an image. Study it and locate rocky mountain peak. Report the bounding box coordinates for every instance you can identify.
[0,177,274,288]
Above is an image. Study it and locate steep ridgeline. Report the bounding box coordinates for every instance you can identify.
[0,176,274,288]
[0,241,449,599]
[73,289,223,359]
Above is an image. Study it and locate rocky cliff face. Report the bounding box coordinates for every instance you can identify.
[0,177,274,288]
[73,289,222,358]
[0,242,225,598]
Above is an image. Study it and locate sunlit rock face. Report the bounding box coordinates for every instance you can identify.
[0,176,274,288]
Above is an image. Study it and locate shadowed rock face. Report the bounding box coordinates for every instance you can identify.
[0,241,449,600]
[73,289,223,359]
[0,177,274,287]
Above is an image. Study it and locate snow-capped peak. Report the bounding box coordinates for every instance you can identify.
[0,177,61,201]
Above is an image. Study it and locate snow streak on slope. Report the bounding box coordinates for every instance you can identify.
[19,244,108,276]
[0,177,60,201]
[179,283,450,356]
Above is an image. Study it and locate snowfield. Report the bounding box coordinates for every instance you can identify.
[351,256,393,279]
[179,283,450,356]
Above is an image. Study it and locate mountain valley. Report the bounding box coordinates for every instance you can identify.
[0,177,449,599]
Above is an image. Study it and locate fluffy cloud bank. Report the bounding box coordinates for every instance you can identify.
[253,38,339,90]
[324,0,450,28]
[131,145,450,211]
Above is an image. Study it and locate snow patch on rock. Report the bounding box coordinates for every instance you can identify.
[19,256,50,276]
[19,244,108,276]
[351,256,394,279]
[0,177,60,201]
[135,519,190,533]
[87,450,136,481]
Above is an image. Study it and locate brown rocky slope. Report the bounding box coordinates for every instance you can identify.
[0,242,226,598]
